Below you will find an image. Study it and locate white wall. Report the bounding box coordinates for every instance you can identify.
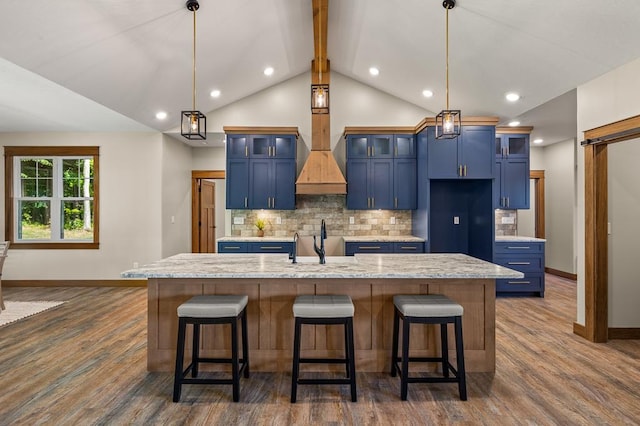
[0,132,163,280]
[608,139,640,327]
[576,56,640,325]
[543,138,576,273]
[161,135,192,257]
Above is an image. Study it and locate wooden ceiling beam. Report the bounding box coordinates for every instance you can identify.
[312,0,328,74]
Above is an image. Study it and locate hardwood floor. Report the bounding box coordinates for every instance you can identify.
[1,276,639,425]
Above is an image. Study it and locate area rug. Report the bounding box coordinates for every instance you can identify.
[0,301,65,327]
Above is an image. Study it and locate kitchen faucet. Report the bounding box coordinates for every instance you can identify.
[291,232,299,264]
[313,219,327,264]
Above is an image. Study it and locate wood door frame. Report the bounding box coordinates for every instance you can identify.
[579,114,640,342]
[191,170,225,253]
[530,170,545,239]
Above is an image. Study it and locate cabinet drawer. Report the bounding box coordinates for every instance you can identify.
[248,242,294,256]
[218,242,248,253]
[495,241,544,254]
[497,273,544,294]
[345,242,393,256]
[393,242,424,253]
[494,255,544,273]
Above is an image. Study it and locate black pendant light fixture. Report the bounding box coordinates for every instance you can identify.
[311,1,329,114]
[181,0,206,140]
[435,0,461,140]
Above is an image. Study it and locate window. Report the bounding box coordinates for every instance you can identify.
[4,147,99,249]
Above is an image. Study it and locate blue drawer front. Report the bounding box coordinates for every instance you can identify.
[248,242,295,257]
[497,273,544,295]
[495,241,544,254]
[345,242,393,256]
[494,255,544,273]
[218,242,248,253]
[393,242,424,253]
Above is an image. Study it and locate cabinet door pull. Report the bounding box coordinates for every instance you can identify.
[507,246,530,250]
[261,246,283,250]
[273,146,276,156]
[399,246,417,250]
[245,146,248,157]
[508,262,531,265]
[225,246,241,250]
[463,165,467,176]
[244,197,248,208]
[506,196,509,208]
[394,197,398,208]
[507,281,531,285]
[360,246,381,249]
[372,197,375,208]
[458,164,462,176]
[372,146,375,156]
[367,146,371,157]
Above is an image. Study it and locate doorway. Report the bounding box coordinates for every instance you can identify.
[191,170,225,253]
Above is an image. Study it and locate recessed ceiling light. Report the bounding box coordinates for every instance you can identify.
[369,67,379,76]
[533,138,544,144]
[263,67,274,76]
[505,92,520,102]
[210,89,221,98]
[422,89,434,98]
[508,120,520,127]
[155,111,167,120]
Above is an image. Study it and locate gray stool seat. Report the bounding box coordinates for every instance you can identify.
[178,295,248,318]
[393,294,463,317]
[291,294,357,403]
[391,294,467,401]
[173,294,249,403]
[293,294,355,318]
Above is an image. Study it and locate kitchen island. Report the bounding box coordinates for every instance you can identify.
[122,253,523,373]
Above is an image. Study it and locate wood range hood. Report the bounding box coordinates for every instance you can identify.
[295,0,347,195]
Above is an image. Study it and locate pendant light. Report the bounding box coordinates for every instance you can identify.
[435,0,461,140]
[181,0,206,140]
[311,2,329,114]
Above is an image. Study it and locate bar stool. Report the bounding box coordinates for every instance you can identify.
[390,294,467,401]
[173,294,249,402]
[291,295,357,403]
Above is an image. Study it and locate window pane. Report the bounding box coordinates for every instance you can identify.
[20,159,53,197]
[61,200,93,240]
[62,158,94,197]
[19,200,51,240]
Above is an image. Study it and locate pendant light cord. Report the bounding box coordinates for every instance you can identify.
[192,8,197,111]
[445,6,449,111]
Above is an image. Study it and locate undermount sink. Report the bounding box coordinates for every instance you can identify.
[292,256,358,265]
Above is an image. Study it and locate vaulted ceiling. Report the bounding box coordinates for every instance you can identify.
[2,0,640,146]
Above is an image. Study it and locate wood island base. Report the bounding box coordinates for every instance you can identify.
[147,277,495,373]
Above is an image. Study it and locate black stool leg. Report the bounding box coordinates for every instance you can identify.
[344,321,351,378]
[346,317,357,402]
[390,307,399,377]
[291,317,302,403]
[231,318,240,402]
[400,317,411,401]
[192,323,200,377]
[241,308,250,378]
[454,316,467,401]
[440,323,450,377]
[173,317,187,402]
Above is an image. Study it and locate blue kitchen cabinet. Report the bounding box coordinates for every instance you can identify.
[495,133,530,209]
[226,158,249,209]
[218,241,249,253]
[226,133,296,210]
[494,240,545,296]
[394,158,417,209]
[218,240,295,258]
[346,133,416,210]
[428,126,495,179]
[345,241,424,255]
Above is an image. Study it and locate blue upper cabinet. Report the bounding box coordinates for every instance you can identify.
[495,133,530,209]
[427,126,495,179]
[227,134,249,159]
[346,133,416,210]
[226,132,297,210]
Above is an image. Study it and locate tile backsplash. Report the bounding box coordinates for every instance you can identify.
[495,209,517,236]
[230,195,412,238]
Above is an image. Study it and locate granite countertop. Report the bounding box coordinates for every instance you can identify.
[121,253,523,280]
[496,236,546,242]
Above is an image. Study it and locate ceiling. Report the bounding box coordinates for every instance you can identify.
[2,0,640,147]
